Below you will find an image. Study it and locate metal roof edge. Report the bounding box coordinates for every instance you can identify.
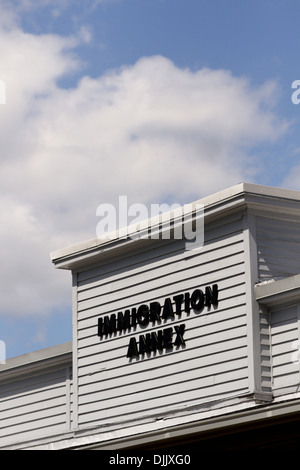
[50,182,300,271]
[0,341,72,378]
[255,274,300,307]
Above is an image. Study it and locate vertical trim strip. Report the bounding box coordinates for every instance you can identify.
[72,271,78,430]
[65,365,71,431]
[243,213,261,395]
[296,304,300,378]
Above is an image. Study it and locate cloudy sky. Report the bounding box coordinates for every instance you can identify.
[1,0,300,359]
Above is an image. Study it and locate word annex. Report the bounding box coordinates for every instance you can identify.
[97,285,219,358]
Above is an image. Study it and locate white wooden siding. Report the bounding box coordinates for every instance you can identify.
[256,216,300,397]
[270,305,300,397]
[0,366,72,448]
[74,216,251,430]
[256,217,300,281]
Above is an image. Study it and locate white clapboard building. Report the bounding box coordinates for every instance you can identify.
[1,182,300,450]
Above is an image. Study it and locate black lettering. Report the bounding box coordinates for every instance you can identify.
[147,330,167,351]
[156,330,164,350]
[149,302,161,323]
[139,334,154,354]
[162,298,174,319]
[191,289,204,311]
[205,284,219,307]
[184,292,190,313]
[148,332,158,352]
[145,332,161,353]
[97,318,103,338]
[163,327,173,349]
[174,324,186,346]
[137,305,149,326]
[103,314,117,336]
[138,335,147,354]
[127,337,138,358]
[131,307,137,327]
[173,294,183,316]
[117,310,131,332]
[101,285,219,357]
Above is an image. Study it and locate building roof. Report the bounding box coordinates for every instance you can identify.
[0,342,72,381]
[50,182,300,271]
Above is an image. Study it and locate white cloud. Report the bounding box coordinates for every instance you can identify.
[0,22,288,318]
[282,164,300,190]
[7,0,71,12]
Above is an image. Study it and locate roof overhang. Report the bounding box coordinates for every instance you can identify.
[0,342,72,383]
[50,182,300,271]
[255,274,300,309]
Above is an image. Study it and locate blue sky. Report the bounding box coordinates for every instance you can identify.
[1,0,300,359]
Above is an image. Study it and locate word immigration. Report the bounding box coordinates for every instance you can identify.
[97,284,219,359]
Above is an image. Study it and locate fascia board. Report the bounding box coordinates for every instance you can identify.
[254,274,300,308]
[50,182,300,271]
[50,183,248,270]
[0,341,72,382]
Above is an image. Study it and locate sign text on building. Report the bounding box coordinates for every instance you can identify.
[97,284,219,359]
